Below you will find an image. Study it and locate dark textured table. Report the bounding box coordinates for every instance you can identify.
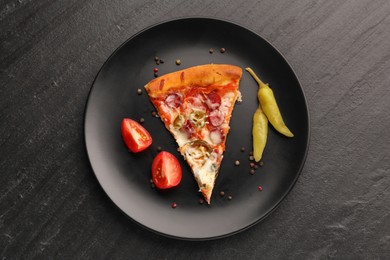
[1,0,389,259]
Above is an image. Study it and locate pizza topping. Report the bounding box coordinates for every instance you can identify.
[165,93,182,108]
[189,110,206,128]
[205,91,221,110]
[183,140,212,167]
[173,114,185,129]
[209,109,224,126]
[209,129,224,145]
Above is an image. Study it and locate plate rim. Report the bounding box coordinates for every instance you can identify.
[83,16,311,241]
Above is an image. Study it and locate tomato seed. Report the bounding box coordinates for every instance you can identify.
[250,169,255,175]
[250,162,255,168]
[171,202,177,208]
[258,186,263,191]
[153,68,158,73]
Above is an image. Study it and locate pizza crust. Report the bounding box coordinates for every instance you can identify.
[145,64,242,98]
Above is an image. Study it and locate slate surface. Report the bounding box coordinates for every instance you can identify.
[1,0,389,259]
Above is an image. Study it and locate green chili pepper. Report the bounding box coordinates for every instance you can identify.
[246,67,294,138]
[253,106,268,162]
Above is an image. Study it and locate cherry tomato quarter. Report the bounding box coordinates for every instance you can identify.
[152,151,182,189]
[121,118,152,153]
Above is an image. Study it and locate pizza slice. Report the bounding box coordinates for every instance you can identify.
[144,64,242,204]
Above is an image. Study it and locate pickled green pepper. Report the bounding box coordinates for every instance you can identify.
[253,106,268,161]
[246,67,294,138]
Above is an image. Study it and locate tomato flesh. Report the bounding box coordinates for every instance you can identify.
[152,151,182,189]
[121,118,152,153]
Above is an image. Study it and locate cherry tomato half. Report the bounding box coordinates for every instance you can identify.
[121,118,152,153]
[152,151,182,189]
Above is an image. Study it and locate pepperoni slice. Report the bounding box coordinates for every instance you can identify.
[205,91,221,110]
[165,94,182,108]
[209,110,224,126]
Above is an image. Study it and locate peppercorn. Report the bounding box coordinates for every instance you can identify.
[175,59,181,65]
[137,88,142,95]
[234,160,240,166]
[220,47,226,53]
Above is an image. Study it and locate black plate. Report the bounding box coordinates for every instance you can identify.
[84,18,310,240]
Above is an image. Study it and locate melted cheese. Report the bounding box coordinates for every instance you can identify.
[169,126,189,147]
